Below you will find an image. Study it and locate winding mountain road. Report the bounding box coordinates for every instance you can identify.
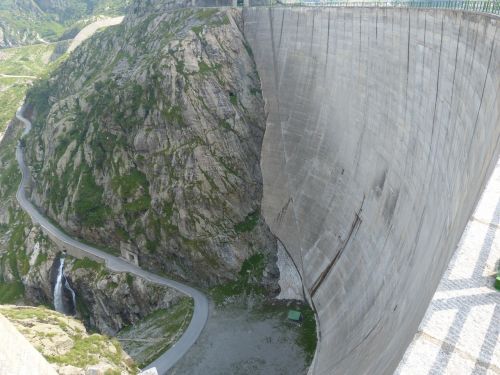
[0,74,38,79]
[15,107,209,374]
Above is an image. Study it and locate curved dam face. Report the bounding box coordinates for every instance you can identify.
[243,7,499,375]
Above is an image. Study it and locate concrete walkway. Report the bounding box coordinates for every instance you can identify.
[0,313,58,375]
[396,160,500,375]
[15,108,209,375]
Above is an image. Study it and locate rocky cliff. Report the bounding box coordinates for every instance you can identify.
[24,6,278,288]
[0,216,185,335]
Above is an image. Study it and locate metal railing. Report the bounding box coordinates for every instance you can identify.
[139,0,500,16]
[268,0,500,15]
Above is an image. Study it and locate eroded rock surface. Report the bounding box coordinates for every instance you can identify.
[24,7,277,287]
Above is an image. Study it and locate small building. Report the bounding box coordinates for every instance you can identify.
[120,242,139,267]
[288,310,303,322]
[495,272,500,291]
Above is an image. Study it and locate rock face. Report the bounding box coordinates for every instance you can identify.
[24,7,278,287]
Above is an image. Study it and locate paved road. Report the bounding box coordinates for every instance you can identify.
[67,16,124,53]
[0,74,38,79]
[15,107,209,375]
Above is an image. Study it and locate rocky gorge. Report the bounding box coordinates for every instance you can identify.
[0,116,186,336]
[0,2,314,373]
[23,6,280,289]
[0,214,185,336]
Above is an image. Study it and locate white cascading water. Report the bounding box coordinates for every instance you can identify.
[54,257,76,315]
[54,258,65,313]
[65,278,76,312]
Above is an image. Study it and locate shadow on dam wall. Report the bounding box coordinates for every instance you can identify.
[243,7,499,375]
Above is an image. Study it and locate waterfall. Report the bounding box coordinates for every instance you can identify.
[65,278,76,312]
[53,257,76,315]
[54,258,65,313]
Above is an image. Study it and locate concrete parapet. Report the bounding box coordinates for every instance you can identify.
[0,313,58,375]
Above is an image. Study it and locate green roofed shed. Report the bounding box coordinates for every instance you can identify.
[288,310,303,322]
[495,273,500,291]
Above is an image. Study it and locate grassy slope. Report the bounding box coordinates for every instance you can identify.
[0,43,60,132]
[0,305,139,373]
[117,297,194,368]
[0,0,130,44]
[0,42,64,303]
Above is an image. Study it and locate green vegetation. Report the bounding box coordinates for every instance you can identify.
[0,41,64,307]
[0,43,60,132]
[34,252,48,267]
[72,257,103,272]
[0,281,24,303]
[219,120,232,131]
[0,123,22,210]
[75,293,92,325]
[0,81,27,133]
[1,305,138,373]
[0,0,130,46]
[256,301,318,365]
[229,92,238,106]
[49,334,122,368]
[0,162,20,200]
[117,297,194,368]
[0,209,31,292]
[74,167,110,227]
[195,9,230,26]
[0,305,57,321]
[0,44,59,77]
[297,306,317,363]
[210,253,266,305]
[161,105,184,125]
[234,210,260,233]
[191,25,204,35]
[112,170,151,214]
[209,251,318,365]
[126,273,134,288]
[112,170,149,198]
[197,60,221,75]
[70,336,117,368]
[196,9,218,20]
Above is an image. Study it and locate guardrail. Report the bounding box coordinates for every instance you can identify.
[273,1,499,15]
[132,0,499,16]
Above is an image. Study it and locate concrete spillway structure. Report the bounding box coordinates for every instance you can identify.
[243,7,499,375]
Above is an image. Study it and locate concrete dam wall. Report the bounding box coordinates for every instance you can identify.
[243,7,499,375]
